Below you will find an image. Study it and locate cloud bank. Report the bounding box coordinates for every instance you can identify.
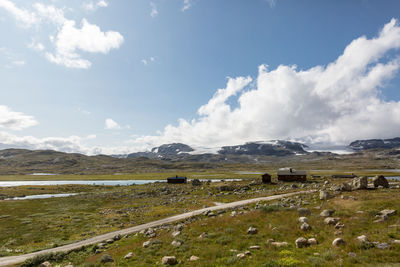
[0,105,37,130]
[128,18,400,150]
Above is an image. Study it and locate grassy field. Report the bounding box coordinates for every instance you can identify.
[21,187,400,267]
[0,179,288,257]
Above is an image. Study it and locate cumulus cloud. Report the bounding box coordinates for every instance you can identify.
[84,0,108,11]
[150,2,158,17]
[45,18,124,69]
[0,105,37,130]
[127,19,400,150]
[1,1,123,69]
[105,118,121,130]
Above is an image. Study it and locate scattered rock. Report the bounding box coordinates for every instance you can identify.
[332,238,346,246]
[295,237,308,248]
[64,263,74,267]
[105,239,114,244]
[334,230,343,236]
[392,240,400,244]
[171,240,182,247]
[319,190,331,200]
[298,217,308,223]
[335,222,345,229]
[143,240,151,248]
[236,253,246,259]
[231,211,237,217]
[249,245,260,250]
[162,256,177,265]
[189,255,199,261]
[247,226,258,234]
[374,209,397,222]
[350,176,368,190]
[174,224,184,231]
[320,209,335,217]
[297,208,311,216]
[300,222,312,231]
[113,234,122,241]
[270,241,288,247]
[39,262,52,267]
[124,252,134,259]
[171,231,181,238]
[324,217,339,225]
[198,232,207,239]
[373,175,389,188]
[307,238,318,245]
[100,254,114,263]
[376,242,389,249]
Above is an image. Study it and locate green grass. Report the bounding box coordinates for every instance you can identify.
[30,188,400,267]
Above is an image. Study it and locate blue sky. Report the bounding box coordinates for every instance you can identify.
[1,0,400,154]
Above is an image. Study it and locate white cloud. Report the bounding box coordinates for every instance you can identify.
[84,1,108,11]
[105,118,121,130]
[0,105,37,130]
[141,56,155,65]
[150,2,158,17]
[182,0,191,12]
[0,0,38,27]
[1,1,122,69]
[11,60,25,66]
[46,18,124,69]
[28,40,45,52]
[127,19,400,150]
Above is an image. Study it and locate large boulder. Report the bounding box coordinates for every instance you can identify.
[297,208,311,216]
[351,176,368,190]
[100,254,114,263]
[340,182,352,191]
[332,238,346,246]
[373,175,389,188]
[320,209,335,217]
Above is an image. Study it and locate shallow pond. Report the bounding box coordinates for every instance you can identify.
[4,193,78,200]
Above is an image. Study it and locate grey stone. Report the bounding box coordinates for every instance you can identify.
[300,222,312,231]
[247,226,258,234]
[298,217,309,223]
[350,176,368,190]
[295,237,308,248]
[319,190,330,200]
[189,256,199,261]
[307,238,318,245]
[162,256,177,265]
[324,217,339,225]
[320,209,335,217]
[332,238,346,246]
[191,179,202,186]
[39,262,52,267]
[100,254,114,263]
[373,175,389,188]
[171,240,182,247]
[124,252,134,259]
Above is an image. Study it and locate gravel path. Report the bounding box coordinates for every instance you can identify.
[0,190,315,266]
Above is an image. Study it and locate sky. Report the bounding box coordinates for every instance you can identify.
[1,0,400,155]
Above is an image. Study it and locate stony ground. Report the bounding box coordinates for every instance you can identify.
[16,177,400,267]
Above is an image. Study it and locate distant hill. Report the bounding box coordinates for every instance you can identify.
[349,137,400,150]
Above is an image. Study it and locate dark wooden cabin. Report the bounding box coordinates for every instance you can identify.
[277,168,306,182]
[261,173,271,183]
[331,174,357,179]
[167,175,187,184]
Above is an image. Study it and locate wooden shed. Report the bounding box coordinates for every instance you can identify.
[167,175,187,184]
[277,168,307,182]
[261,173,271,183]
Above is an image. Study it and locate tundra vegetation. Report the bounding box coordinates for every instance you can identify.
[0,172,399,266]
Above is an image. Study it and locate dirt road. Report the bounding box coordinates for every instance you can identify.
[0,190,315,266]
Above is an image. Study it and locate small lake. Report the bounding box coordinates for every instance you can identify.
[5,193,78,200]
[0,179,243,187]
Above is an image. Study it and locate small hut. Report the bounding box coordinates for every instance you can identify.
[167,175,187,184]
[261,173,271,183]
[277,167,306,182]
